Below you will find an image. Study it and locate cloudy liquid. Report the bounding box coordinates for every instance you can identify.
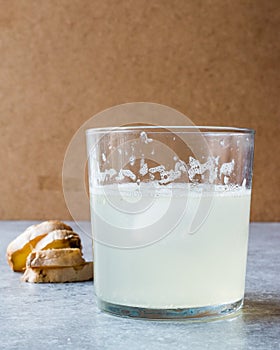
[91,184,251,309]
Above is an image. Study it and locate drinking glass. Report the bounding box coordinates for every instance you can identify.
[86,126,255,319]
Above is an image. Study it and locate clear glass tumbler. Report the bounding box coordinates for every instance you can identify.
[86,126,255,319]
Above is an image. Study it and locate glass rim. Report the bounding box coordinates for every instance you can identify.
[86,125,255,135]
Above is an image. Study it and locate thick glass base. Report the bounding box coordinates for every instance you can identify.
[98,298,243,320]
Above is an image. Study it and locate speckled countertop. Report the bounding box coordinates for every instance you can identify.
[0,222,279,350]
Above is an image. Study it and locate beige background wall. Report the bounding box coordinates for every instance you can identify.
[0,0,279,221]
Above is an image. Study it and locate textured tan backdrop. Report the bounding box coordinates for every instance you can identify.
[0,0,279,221]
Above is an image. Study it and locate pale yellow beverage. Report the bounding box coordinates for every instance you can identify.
[91,184,251,309]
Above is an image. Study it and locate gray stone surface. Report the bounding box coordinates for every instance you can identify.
[0,221,279,350]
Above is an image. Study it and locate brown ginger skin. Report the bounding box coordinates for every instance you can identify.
[6,220,73,272]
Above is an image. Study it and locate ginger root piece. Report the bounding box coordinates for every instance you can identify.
[6,220,72,272]
[34,230,82,251]
[26,248,85,268]
[22,262,93,283]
